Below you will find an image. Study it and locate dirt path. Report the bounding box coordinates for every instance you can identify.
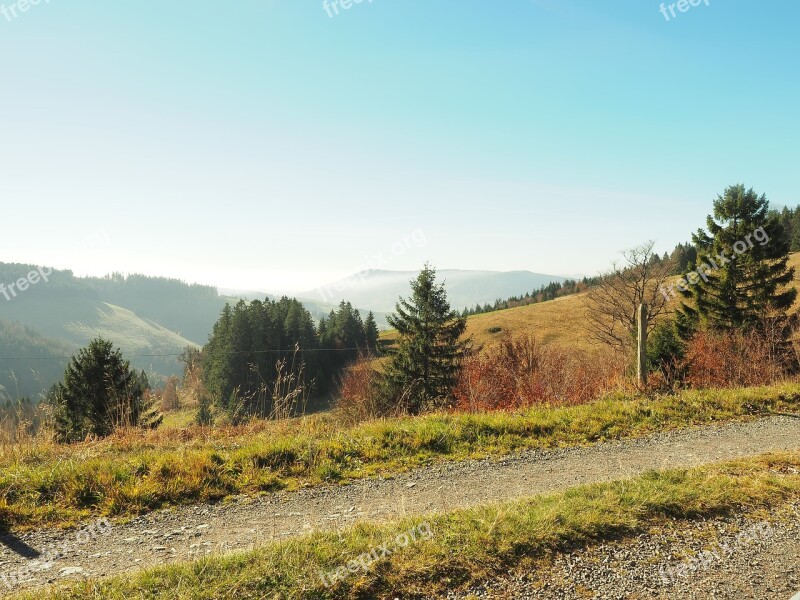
[1,415,799,596]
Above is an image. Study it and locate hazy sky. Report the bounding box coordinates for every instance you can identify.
[1,0,797,292]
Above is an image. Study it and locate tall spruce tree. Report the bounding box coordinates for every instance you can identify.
[381,265,469,414]
[677,184,796,335]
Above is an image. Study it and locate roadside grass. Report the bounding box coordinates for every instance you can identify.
[0,382,798,531]
[17,451,800,600]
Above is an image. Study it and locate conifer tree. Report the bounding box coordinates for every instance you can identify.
[54,338,161,442]
[677,185,796,335]
[363,311,379,353]
[381,265,470,414]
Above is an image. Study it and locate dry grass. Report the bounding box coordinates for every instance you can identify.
[465,293,602,352]
[379,293,601,355]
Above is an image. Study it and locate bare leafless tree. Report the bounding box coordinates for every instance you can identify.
[585,241,674,352]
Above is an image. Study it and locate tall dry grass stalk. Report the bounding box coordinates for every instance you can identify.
[230,346,311,424]
[0,400,55,463]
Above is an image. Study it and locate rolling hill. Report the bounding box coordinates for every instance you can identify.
[0,264,570,399]
[6,253,799,401]
[0,320,73,403]
[0,263,231,399]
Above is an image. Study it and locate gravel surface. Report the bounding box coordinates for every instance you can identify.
[0,415,799,596]
[447,502,800,599]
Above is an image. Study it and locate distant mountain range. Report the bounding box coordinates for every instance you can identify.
[296,269,566,316]
[0,263,564,401]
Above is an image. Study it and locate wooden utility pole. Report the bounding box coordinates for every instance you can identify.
[637,303,648,387]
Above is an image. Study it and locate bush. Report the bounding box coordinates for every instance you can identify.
[683,327,796,389]
[334,358,392,423]
[159,376,180,412]
[452,336,625,412]
[195,395,214,426]
[647,318,687,391]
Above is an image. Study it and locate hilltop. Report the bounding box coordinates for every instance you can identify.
[448,251,800,353]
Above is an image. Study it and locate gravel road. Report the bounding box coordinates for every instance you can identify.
[1,415,799,596]
[448,502,800,599]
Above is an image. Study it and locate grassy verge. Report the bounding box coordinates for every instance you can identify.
[16,451,800,599]
[1,382,799,531]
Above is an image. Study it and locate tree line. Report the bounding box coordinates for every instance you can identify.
[469,199,800,322]
[201,297,379,422]
[460,277,601,316]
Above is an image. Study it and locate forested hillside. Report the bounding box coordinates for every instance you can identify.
[203,298,378,417]
[0,264,230,399]
[0,264,228,344]
[1,263,567,401]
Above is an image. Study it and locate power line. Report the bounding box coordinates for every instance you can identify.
[0,347,377,361]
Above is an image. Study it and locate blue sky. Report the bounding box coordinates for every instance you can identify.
[0,0,797,292]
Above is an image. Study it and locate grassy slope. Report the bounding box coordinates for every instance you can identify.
[64,303,198,354]
[19,450,800,599]
[1,383,799,531]
[379,292,598,353]
[159,407,198,429]
[464,293,598,352]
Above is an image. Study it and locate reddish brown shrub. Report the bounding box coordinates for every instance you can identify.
[334,357,390,423]
[452,336,625,412]
[683,327,795,389]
